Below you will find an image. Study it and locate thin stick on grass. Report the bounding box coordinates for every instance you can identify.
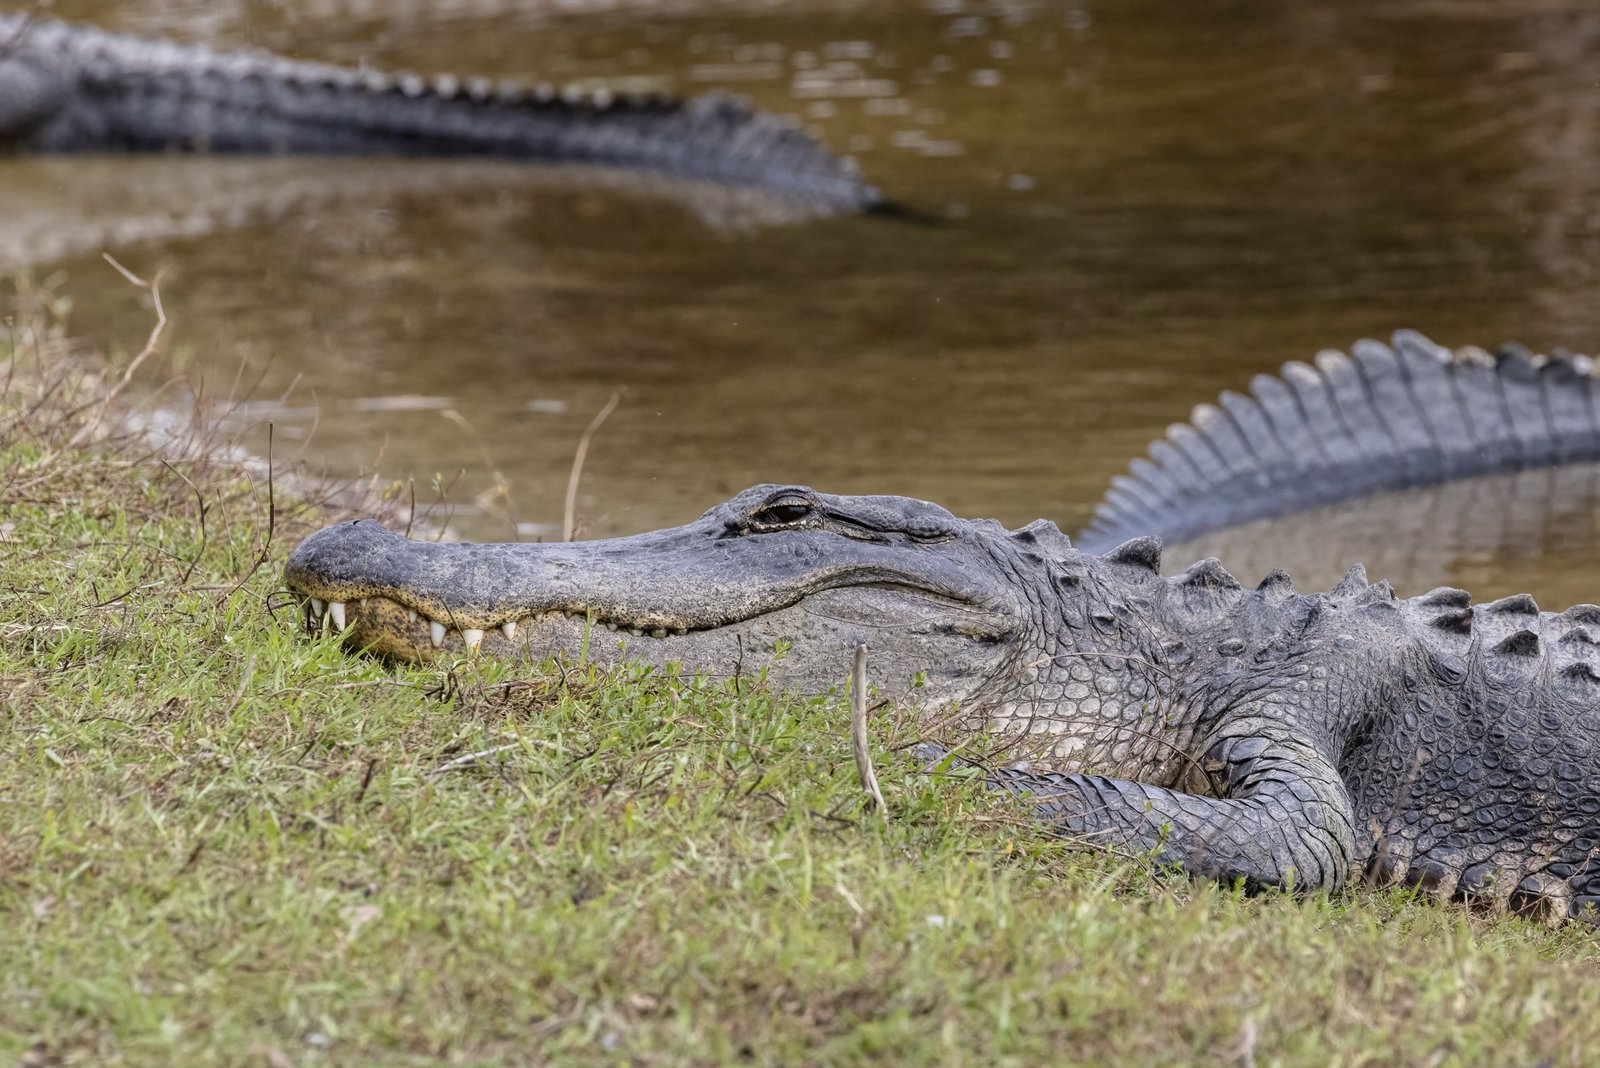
[160,459,209,584]
[224,655,257,718]
[211,422,275,607]
[441,406,518,540]
[851,644,887,816]
[562,389,622,542]
[66,253,166,449]
[432,741,522,775]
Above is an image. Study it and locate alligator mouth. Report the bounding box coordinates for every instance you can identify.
[300,592,713,659]
[295,579,1002,664]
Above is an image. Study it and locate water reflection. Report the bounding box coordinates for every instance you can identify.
[16,0,1600,605]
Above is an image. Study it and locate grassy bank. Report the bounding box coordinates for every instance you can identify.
[4,302,1600,1066]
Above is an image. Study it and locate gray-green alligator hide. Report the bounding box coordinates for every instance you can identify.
[287,476,1600,923]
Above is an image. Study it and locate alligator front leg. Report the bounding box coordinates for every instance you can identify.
[977,731,1358,893]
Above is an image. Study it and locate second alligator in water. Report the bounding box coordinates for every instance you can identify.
[285,332,1600,921]
[0,14,876,211]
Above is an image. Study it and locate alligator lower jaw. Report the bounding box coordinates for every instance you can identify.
[301,593,720,662]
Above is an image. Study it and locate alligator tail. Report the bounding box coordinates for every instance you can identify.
[1,16,877,211]
[1079,330,1600,552]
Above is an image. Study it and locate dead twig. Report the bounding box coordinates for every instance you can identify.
[66,254,167,449]
[224,655,257,718]
[440,406,518,540]
[211,422,275,608]
[850,644,887,816]
[562,389,622,542]
[160,459,209,584]
[431,741,522,775]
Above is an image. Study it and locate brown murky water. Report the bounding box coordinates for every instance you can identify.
[13,0,1600,602]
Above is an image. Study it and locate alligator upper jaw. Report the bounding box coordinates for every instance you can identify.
[294,581,1009,671]
[299,590,699,661]
[283,516,1017,663]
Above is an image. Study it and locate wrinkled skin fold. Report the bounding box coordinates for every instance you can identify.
[287,484,1600,923]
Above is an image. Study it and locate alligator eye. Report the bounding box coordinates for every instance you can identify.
[751,496,813,526]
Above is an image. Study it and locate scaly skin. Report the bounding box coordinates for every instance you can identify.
[0,14,876,210]
[286,484,1600,922]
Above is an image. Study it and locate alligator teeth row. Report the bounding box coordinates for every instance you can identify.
[303,597,690,651]
[308,598,343,630]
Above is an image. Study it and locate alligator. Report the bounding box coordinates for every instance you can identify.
[284,330,1600,921]
[0,14,875,212]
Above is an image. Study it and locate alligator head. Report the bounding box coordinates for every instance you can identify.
[284,485,1046,711]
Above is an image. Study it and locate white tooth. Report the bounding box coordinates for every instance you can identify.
[462,628,484,652]
[430,621,446,647]
[604,621,618,632]
[407,609,418,623]
[329,602,346,630]
[651,628,667,639]
[674,629,687,637]
[630,628,644,637]
[501,621,517,640]
[310,598,324,618]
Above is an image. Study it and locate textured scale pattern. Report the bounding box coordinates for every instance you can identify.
[981,541,1600,923]
[1080,330,1600,551]
[0,15,876,210]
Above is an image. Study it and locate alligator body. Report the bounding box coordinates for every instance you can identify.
[284,332,1600,920]
[287,484,1600,922]
[0,15,875,211]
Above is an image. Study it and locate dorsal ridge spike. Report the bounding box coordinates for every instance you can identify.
[1103,535,1162,572]
[1431,609,1473,634]
[1330,563,1369,598]
[1559,604,1600,626]
[1255,569,1296,595]
[1494,630,1541,657]
[1561,662,1600,684]
[1354,580,1396,606]
[1418,587,1472,609]
[1484,593,1540,616]
[1173,557,1241,591]
[1011,518,1072,550]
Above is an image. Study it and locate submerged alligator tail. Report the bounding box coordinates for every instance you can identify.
[1082,330,1600,551]
[0,15,876,210]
